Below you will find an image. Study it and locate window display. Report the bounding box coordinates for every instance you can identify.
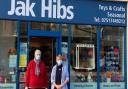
[100,27,125,89]
[70,26,126,89]
[0,20,17,88]
[70,25,97,89]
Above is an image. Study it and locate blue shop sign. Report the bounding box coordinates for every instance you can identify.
[0,0,126,26]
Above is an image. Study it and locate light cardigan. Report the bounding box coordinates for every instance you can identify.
[51,64,69,89]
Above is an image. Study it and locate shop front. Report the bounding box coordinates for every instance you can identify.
[0,0,127,89]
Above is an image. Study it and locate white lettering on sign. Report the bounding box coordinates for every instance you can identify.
[107,12,125,18]
[77,44,94,48]
[94,4,126,25]
[100,82,125,89]
[70,83,97,89]
[8,0,74,20]
[98,4,126,12]
[99,5,108,11]
[113,6,125,12]
[8,0,36,16]
[41,0,74,19]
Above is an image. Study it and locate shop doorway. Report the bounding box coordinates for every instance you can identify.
[18,22,63,89]
[29,37,56,88]
[29,37,56,71]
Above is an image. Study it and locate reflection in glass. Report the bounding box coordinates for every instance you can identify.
[100,27,124,83]
[0,20,17,84]
[70,25,97,85]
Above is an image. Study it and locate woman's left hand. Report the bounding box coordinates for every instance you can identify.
[57,84,64,89]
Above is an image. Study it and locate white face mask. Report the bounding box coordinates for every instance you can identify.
[57,60,63,66]
[35,55,41,61]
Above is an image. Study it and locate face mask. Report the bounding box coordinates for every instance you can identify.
[35,55,41,61]
[57,60,63,66]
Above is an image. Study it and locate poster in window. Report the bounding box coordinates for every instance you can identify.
[19,43,27,67]
[9,55,17,68]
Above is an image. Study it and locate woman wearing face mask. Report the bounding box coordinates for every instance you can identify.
[51,55,69,89]
[25,49,48,89]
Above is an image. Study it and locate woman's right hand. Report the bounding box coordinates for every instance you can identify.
[56,85,63,89]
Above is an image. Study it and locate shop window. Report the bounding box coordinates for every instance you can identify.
[100,27,125,88]
[70,25,97,88]
[0,20,17,88]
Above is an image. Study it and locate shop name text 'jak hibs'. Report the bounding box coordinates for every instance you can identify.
[8,0,74,20]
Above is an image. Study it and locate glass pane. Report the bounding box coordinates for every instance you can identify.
[78,44,95,70]
[31,22,60,31]
[19,22,28,68]
[62,24,68,36]
[0,20,17,88]
[61,24,71,66]
[70,25,97,89]
[19,21,28,89]
[100,27,125,89]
